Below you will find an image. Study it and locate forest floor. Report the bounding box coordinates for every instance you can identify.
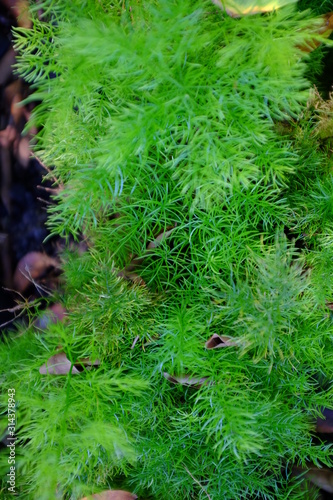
[0,1,61,330]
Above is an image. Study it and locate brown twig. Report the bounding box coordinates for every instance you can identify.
[0,310,26,329]
[32,153,63,188]
[183,465,212,500]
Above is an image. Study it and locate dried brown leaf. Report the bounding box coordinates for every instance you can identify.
[16,0,32,28]
[4,80,22,105]
[118,225,176,280]
[319,12,333,34]
[13,251,59,293]
[10,93,24,126]
[39,353,80,375]
[17,136,31,168]
[163,372,208,387]
[117,270,146,286]
[306,468,333,494]
[205,334,237,349]
[77,357,101,367]
[147,225,176,250]
[80,490,138,500]
[34,303,67,330]
[0,125,17,149]
[39,353,100,376]
[0,48,15,86]
[297,12,333,53]
[2,0,32,28]
[211,0,296,18]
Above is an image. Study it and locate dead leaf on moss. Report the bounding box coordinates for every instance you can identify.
[163,372,209,387]
[4,80,22,105]
[0,125,17,149]
[39,353,80,375]
[305,468,333,494]
[294,12,333,53]
[205,334,237,349]
[39,353,100,375]
[17,136,31,167]
[13,251,59,293]
[318,12,333,35]
[116,225,177,285]
[117,270,146,286]
[147,225,176,250]
[77,357,101,367]
[34,303,67,329]
[211,0,296,18]
[2,0,32,28]
[80,490,138,500]
[10,92,24,126]
[0,48,16,86]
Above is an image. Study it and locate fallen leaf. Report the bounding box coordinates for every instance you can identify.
[147,225,177,250]
[0,125,17,149]
[205,334,237,349]
[34,303,67,330]
[39,353,100,375]
[80,490,138,500]
[306,468,333,494]
[17,136,31,167]
[10,93,24,126]
[2,0,32,28]
[298,12,333,53]
[117,270,146,286]
[0,48,16,86]
[4,80,22,105]
[13,251,59,293]
[316,408,333,433]
[318,12,333,35]
[163,372,208,387]
[116,225,177,283]
[39,353,80,375]
[77,357,101,367]
[211,0,296,18]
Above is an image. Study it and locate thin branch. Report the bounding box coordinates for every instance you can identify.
[32,153,63,187]
[3,287,26,301]
[183,465,212,500]
[20,267,53,296]
[131,335,140,349]
[0,298,39,313]
[0,308,25,329]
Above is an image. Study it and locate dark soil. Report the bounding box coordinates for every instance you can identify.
[0,1,58,329]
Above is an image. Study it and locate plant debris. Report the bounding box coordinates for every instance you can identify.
[205,334,237,349]
[163,372,209,388]
[13,251,60,293]
[80,490,138,500]
[39,352,100,375]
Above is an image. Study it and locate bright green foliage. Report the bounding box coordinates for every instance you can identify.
[1,1,333,499]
